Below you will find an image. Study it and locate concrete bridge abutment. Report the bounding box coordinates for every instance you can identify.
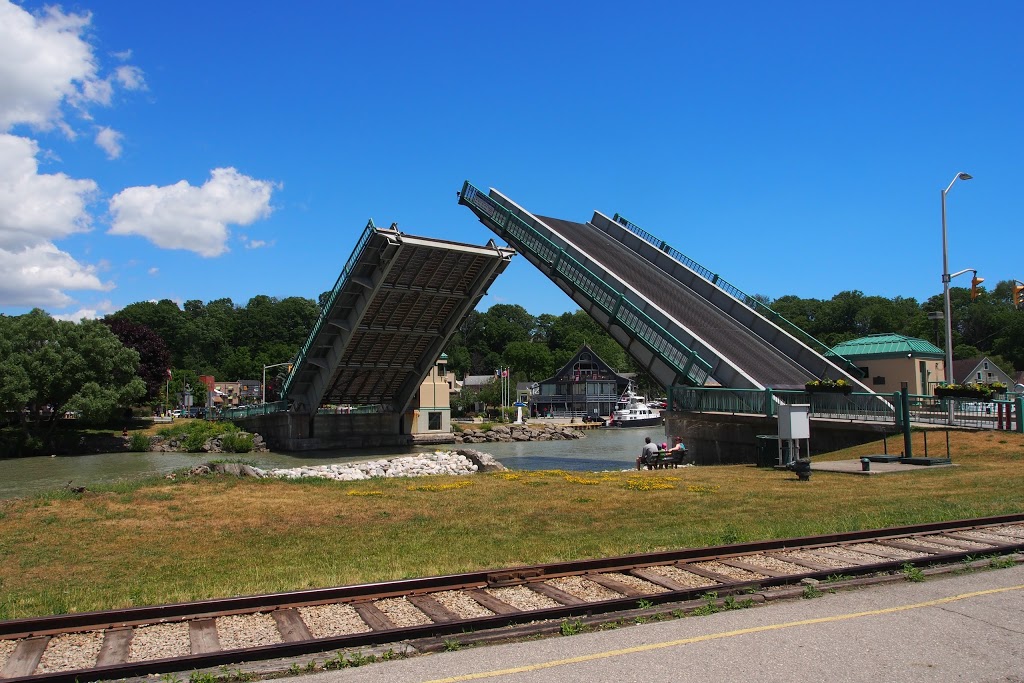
[236,412,412,451]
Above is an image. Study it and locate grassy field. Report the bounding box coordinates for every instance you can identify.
[0,429,1022,620]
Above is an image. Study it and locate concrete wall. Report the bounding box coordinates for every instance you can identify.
[663,412,895,465]
[237,412,410,451]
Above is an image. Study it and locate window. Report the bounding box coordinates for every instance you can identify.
[984,362,989,370]
[873,376,886,385]
[977,373,982,380]
[428,412,442,430]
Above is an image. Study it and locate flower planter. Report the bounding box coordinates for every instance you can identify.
[934,388,990,399]
[805,385,852,395]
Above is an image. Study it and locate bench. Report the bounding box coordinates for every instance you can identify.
[655,449,686,469]
[637,449,686,470]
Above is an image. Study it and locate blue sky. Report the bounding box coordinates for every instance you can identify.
[1,0,1020,321]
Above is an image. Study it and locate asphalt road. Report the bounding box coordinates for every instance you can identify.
[297,562,1024,683]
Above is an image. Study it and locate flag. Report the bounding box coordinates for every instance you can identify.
[501,369,508,378]
[166,369,173,380]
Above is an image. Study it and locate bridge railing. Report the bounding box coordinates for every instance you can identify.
[316,405,383,415]
[461,182,713,387]
[670,387,1021,431]
[612,213,861,378]
[281,220,376,400]
[220,401,288,420]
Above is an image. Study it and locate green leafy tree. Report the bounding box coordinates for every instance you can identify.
[502,341,554,381]
[0,310,146,435]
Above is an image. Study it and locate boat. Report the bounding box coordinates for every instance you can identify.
[610,381,663,428]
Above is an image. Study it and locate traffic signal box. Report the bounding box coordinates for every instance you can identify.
[1014,283,1024,308]
[970,273,985,300]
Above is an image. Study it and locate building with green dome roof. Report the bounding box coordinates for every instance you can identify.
[829,334,945,395]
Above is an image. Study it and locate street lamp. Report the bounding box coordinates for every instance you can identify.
[940,172,972,387]
[262,362,293,404]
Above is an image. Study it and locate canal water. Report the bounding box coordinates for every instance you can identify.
[0,426,667,500]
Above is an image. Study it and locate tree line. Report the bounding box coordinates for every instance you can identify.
[5,279,1024,437]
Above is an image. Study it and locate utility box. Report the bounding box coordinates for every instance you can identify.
[776,404,810,466]
[779,404,810,440]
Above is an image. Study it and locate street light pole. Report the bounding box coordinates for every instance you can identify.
[941,172,972,386]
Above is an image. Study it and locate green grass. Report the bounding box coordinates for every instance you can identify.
[0,430,1023,620]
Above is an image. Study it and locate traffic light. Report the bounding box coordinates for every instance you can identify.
[1014,283,1024,308]
[970,272,984,300]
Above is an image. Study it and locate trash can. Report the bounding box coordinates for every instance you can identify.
[755,435,794,467]
[755,435,790,467]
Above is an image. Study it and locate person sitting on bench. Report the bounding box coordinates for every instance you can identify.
[637,436,659,470]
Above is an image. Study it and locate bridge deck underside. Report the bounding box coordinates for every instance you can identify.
[534,215,812,389]
[286,230,512,411]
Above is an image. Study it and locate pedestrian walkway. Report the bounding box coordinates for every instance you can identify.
[299,562,1024,683]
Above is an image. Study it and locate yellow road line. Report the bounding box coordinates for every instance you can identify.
[424,583,1024,683]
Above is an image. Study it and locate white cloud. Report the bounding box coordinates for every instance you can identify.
[94,126,122,159]
[245,239,273,249]
[0,133,97,248]
[0,1,95,131]
[51,299,114,321]
[115,65,146,91]
[148,266,159,276]
[108,168,278,257]
[0,242,112,307]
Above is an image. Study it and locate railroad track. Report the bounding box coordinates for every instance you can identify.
[2,514,1023,683]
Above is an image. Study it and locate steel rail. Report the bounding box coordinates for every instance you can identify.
[2,514,1023,683]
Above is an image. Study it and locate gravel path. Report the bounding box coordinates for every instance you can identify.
[129,623,190,661]
[36,632,102,673]
[298,604,371,638]
[217,613,282,650]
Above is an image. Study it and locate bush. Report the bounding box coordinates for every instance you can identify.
[220,431,253,453]
[128,433,150,452]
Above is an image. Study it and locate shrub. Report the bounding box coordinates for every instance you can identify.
[128,433,150,452]
[220,431,253,453]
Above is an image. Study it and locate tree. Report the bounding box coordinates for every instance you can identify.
[0,310,146,434]
[502,341,554,381]
[546,311,627,372]
[102,318,171,401]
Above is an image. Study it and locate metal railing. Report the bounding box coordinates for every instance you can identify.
[316,405,383,415]
[281,220,376,400]
[670,386,1021,431]
[534,393,621,403]
[220,401,288,420]
[461,182,713,386]
[612,213,861,377]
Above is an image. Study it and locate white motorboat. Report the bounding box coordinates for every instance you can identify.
[610,382,662,428]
